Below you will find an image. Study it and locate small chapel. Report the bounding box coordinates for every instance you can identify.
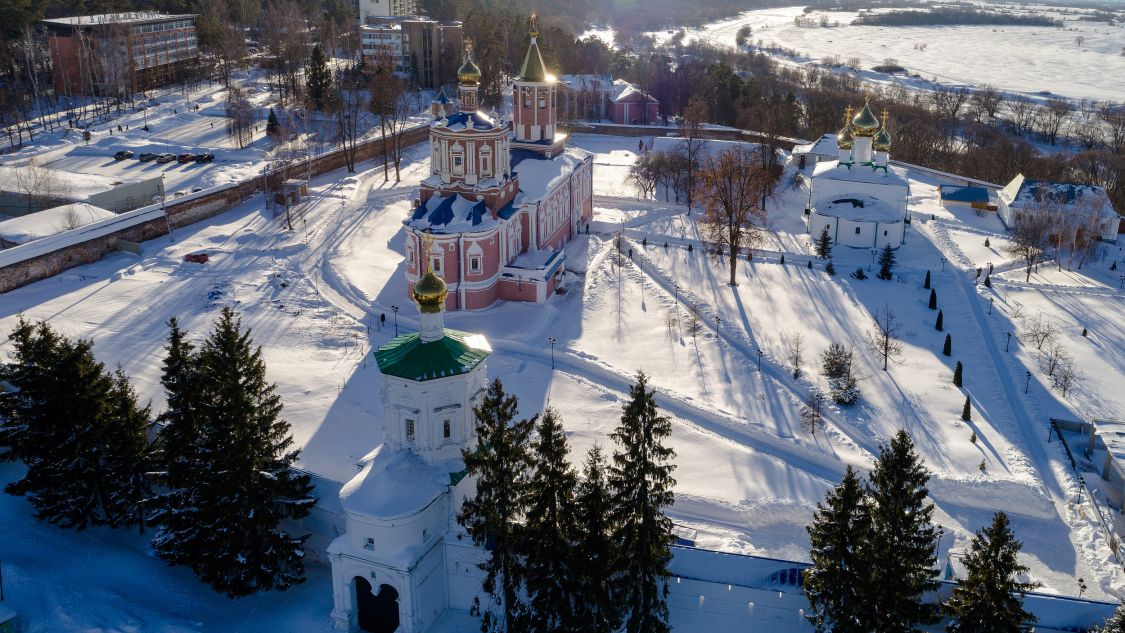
[403,16,594,310]
[806,100,911,249]
[328,266,491,632]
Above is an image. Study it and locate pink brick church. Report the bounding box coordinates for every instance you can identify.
[403,18,594,310]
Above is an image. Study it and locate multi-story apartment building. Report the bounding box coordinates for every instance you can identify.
[360,17,462,90]
[42,12,199,97]
[357,0,418,21]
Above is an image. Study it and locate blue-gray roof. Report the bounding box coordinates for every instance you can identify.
[442,111,497,131]
[939,185,989,204]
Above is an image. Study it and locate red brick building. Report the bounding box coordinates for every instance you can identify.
[42,13,199,97]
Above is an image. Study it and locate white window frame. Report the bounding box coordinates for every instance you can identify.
[405,418,416,442]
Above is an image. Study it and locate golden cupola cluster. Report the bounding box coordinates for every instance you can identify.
[837,105,855,149]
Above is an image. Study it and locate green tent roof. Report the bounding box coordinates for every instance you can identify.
[518,40,547,82]
[375,329,491,382]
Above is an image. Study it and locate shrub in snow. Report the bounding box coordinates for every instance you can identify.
[825,260,836,275]
[928,288,938,310]
[852,267,868,280]
[984,237,991,247]
[943,334,952,356]
[924,270,931,289]
[970,430,977,444]
[961,396,971,421]
[983,274,992,288]
[935,310,944,331]
[822,343,861,405]
[953,361,963,387]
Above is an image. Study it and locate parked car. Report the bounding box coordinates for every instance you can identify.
[191,186,203,193]
[177,153,194,163]
[156,153,176,163]
[113,150,134,160]
[138,152,158,162]
[194,153,214,163]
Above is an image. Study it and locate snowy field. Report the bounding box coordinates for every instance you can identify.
[584,2,1125,102]
[1,133,1123,630]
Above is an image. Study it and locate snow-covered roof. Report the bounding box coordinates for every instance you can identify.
[557,74,612,92]
[1093,419,1125,464]
[0,165,121,199]
[339,445,460,520]
[812,159,909,188]
[434,111,499,132]
[815,194,903,223]
[0,203,117,246]
[406,193,500,233]
[511,146,590,207]
[41,12,194,27]
[792,134,839,158]
[999,173,1115,218]
[610,80,656,104]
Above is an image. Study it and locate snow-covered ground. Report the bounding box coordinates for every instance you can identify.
[1,133,1123,630]
[582,2,1125,103]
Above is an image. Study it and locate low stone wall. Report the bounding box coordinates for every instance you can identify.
[0,124,430,294]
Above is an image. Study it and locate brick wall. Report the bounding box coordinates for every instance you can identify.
[0,124,430,294]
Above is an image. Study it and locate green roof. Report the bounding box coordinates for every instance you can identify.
[519,40,547,82]
[375,329,491,382]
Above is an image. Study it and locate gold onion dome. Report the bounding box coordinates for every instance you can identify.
[873,110,892,150]
[413,270,448,314]
[837,106,854,149]
[851,100,881,137]
[457,53,481,85]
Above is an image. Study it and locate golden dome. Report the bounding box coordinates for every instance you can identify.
[413,270,448,314]
[837,105,854,149]
[457,51,481,86]
[851,99,880,137]
[874,127,892,151]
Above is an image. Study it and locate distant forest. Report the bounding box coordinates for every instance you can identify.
[852,8,1062,26]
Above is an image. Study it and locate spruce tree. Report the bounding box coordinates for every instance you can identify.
[944,512,1037,633]
[3,321,152,531]
[573,445,621,633]
[151,318,204,566]
[821,343,860,405]
[523,408,580,633]
[826,260,837,276]
[935,310,944,331]
[266,108,280,137]
[609,372,677,633]
[924,270,931,289]
[961,396,972,421]
[953,361,963,387]
[815,226,832,259]
[983,275,991,288]
[943,334,952,356]
[866,430,941,631]
[805,466,873,633]
[877,244,896,280]
[159,308,314,597]
[984,238,990,248]
[102,369,154,532]
[306,45,333,111]
[459,378,535,633]
[929,288,938,309]
[0,318,63,466]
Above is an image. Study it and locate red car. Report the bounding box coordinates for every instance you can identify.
[177,153,195,163]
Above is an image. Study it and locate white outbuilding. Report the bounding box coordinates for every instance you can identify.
[998,174,1119,242]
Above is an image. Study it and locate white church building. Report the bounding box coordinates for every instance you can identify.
[806,101,910,249]
[327,267,489,632]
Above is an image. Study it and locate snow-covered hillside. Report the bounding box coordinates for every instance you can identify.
[1,133,1122,631]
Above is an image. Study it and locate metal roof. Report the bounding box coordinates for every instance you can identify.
[375,329,490,382]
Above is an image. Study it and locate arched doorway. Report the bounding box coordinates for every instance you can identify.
[354,576,400,633]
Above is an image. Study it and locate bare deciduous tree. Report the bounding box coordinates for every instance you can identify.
[1007,96,1038,135]
[801,387,826,435]
[931,85,970,120]
[1052,357,1081,397]
[1036,98,1072,145]
[696,146,773,286]
[680,96,708,213]
[11,159,70,213]
[225,85,255,149]
[1004,211,1052,282]
[866,305,904,371]
[784,331,805,379]
[969,84,1004,122]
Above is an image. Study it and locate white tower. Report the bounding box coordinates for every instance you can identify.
[328,267,490,632]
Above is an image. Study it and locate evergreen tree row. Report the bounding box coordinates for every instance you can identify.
[459,371,677,633]
[0,309,314,598]
[805,429,1036,632]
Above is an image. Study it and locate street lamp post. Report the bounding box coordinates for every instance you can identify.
[989,297,994,314]
[548,337,557,369]
[757,349,763,372]
[870,249,876,264]
[940,256,946,272]
[391,305,399,337]
[1006,331,1012,352]
[1025,370,1032,394]
[1119,275,1124,290]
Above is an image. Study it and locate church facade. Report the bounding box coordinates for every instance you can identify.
[404,20,594,310]
[806,101,910,249]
